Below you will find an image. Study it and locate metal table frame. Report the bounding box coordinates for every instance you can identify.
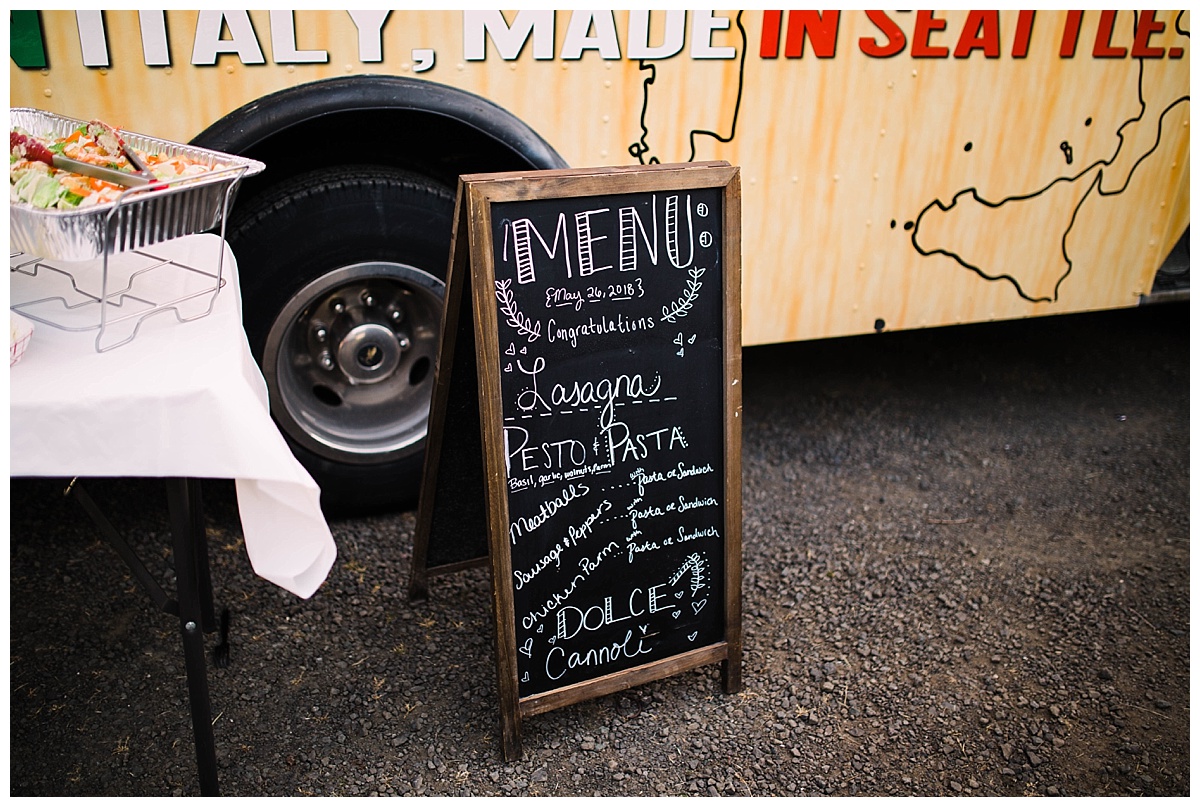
[68,477,221,796]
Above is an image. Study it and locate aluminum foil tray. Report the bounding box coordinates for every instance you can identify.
[10,108,265,262]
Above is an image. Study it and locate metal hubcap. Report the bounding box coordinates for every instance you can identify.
[336,322,406,384]
[263,261,445,464]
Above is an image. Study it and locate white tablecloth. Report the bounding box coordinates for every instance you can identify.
[10,234,336,598]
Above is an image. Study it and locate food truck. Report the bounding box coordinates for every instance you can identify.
[10,10,1190,510]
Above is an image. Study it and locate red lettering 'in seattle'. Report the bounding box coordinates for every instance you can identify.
[911,10,949,58]
[859,10,905,58]
[1130,10,1165,58]
[1093,10,1127,58]
[953,10,1000,58]
[760,10,839,58]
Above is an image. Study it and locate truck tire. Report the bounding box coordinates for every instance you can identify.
[227,165,455,514]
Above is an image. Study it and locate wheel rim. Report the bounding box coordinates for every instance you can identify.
[263,261,445,465]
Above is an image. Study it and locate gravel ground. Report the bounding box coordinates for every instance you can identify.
[9,301,1190,797]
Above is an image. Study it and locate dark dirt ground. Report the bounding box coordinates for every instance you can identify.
[8,300,1190,796]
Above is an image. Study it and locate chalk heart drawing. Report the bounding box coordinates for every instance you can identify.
[692,599,707,615]
[520,637,533,658]
[675,591,683,599]
[688,632,699,642]
[672,610,681,620]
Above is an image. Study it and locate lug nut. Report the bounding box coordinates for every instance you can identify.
[331,298,346,314]
[319,352,335,370]
[314,325,328,342]
[361,291,375,307]
[390,308,404,323]
[397,335,411,351]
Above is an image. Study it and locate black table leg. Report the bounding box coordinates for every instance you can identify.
[165,477,220,796]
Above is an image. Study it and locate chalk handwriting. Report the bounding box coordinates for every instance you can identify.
[508,482,589,545]
[544,279,647,311]
[546,286,584,311]
[492,184,726,697]
[545,628,653,681]
[678,494,717,512]
[522,573,587,631]
[578,538,622,577]
[630,462,715,496]
[503,194,699,285]
[551,369,663,430]
[665,194,695,269]
[603,423,689,464]
[514,357,551,413]
[547,313,656,348]
[513,500,613,590]
[507,215,570,284]
[676,524,720,545]
[505,424,589,474]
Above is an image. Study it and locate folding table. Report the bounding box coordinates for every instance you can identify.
[10,233,338,795]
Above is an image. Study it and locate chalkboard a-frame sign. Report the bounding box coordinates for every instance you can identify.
[411,162,743,761]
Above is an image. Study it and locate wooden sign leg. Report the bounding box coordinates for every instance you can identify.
[500,710,523,762]
[722,652,743,694]
[408,545,431,603]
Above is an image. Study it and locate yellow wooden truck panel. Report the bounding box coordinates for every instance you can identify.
[10,10,1189,345]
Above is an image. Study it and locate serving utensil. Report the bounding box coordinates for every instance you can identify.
[11,130,153,187]
[88,119,155,179]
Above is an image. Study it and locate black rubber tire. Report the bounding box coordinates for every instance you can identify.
[227,165,455,515]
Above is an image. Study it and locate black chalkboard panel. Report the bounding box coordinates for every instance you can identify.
[491,185,729,697]
[413,162,742,760]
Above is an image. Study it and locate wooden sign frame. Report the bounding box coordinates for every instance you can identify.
[412,162,742,760]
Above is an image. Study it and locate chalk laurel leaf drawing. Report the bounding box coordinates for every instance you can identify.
[495,279,541,342]
[670,552,707,594]
[661,266,706,323]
